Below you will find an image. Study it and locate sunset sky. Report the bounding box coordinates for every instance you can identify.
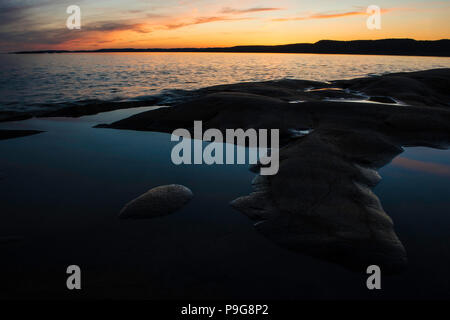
[0,0,449,52]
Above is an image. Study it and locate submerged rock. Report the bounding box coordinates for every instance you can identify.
[119,184,193,219]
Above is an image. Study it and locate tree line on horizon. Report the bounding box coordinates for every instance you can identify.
[13,39,450,57]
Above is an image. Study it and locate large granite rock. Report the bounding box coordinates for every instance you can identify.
[100,69,450,273]
[334,68,450,108]
[232,129,407,274]
[119,184,194,219]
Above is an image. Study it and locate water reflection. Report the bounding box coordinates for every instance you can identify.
[392,156,450,177]
[0,114,450,298]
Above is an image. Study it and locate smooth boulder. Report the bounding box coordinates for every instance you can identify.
[119,184,193,219]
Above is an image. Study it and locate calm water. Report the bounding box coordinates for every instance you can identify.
[0,109,449,299]
[1,52,450,112]
[1,53,449,298]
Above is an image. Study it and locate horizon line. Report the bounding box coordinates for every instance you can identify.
[10,38,450,57]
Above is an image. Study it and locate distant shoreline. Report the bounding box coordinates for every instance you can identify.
[11,39,450,57]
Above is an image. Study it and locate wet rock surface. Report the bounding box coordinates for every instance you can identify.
[334,68,450,108]
[368,96,397,104]
[0,130,43,140]
[0,111,33,123]
[119,184,194,219]
[232,129,408,273]
[100,69,450,273]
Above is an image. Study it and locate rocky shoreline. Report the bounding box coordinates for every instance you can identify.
[96,68,450,273]
[2,69,449,273]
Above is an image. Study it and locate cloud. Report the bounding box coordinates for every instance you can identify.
[164,16,253,30]
[272,8,392,22]
[1,9,254,49]
[0,1,41,26]
[221,7,283,15]
[0,20,152,50]
[83,21,151,33]
[0,9,255,50]
[126,10,166,19]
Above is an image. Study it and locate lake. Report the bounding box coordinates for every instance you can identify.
[0,108,449,299]
[1,52,450,112]
[1,53,449,299]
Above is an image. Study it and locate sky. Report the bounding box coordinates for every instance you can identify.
[0,0,449,52]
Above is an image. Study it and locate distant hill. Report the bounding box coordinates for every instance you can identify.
[13,39,450,57]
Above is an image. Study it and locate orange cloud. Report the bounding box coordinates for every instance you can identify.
[164,16,253,30]
[273,8,393,22]
[221,7,283,14]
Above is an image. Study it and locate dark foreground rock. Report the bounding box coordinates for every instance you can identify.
[0,111,33,123]
[0,130,43,140]
[119,184,194,219]
[0,90,192,122]
[334,68,450,108]
[97,69,450,145]
[40,99,161,118]
[100,69,450,273]
[232,130,407,273]
[0,98,162,122]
